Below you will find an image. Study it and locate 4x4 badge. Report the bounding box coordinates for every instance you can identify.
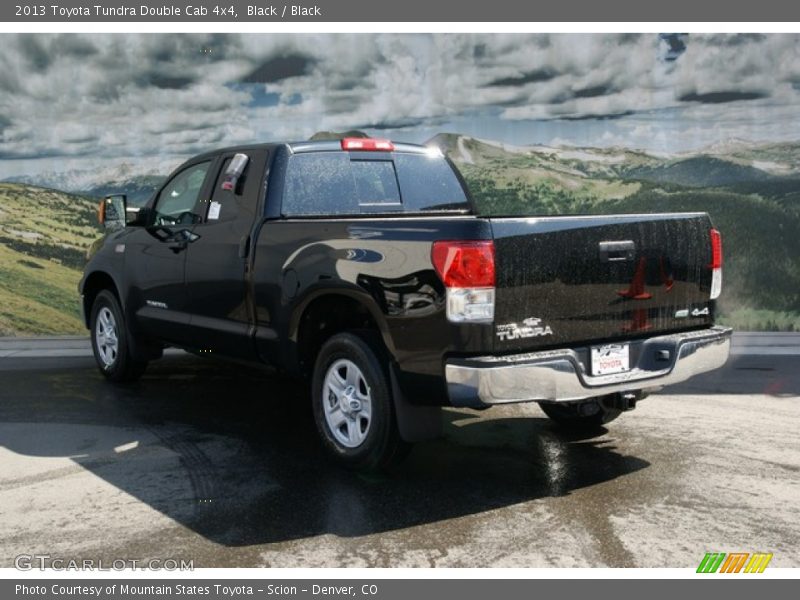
[675,307,709,318]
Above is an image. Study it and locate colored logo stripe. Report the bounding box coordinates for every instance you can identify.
[720,553,749,573]
[744,553,773,573]
[697,553,726,573]
[697,552,773,573]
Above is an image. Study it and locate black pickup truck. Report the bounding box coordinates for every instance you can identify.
[80,137,731,468]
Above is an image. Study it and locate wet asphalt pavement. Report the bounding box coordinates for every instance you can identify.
[0,346,798,568]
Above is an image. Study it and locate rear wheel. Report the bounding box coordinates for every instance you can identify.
[539,396,622,428]
[311,332,409,470]
[90,290,148,382]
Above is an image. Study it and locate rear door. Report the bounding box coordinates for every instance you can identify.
[490,213,715,353]
[183,149,269,359]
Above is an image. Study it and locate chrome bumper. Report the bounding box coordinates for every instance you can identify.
[445,326,732,408]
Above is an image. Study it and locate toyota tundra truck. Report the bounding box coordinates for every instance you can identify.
[80,138,732,468]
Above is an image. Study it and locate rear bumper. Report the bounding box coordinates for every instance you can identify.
[445,326,732,408]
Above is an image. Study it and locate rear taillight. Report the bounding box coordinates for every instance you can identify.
[709,229,722,270]
[341,137,395,152]
[709,228,722,299]
[432,241,495,323]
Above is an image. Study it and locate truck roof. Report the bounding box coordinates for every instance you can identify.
[189,139,434,162]
[287,140,433,154]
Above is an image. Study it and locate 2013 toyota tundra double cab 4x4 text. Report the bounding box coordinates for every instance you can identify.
[80,137,732,469]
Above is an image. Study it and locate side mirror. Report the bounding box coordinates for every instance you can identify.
[98,195,127,231]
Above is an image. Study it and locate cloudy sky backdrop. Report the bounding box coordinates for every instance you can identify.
[1,33,800,178]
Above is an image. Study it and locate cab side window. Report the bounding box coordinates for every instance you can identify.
[153,161,211,226]
[206,157,239,223]
[202,152,265,224]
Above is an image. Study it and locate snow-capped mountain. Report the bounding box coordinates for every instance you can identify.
[2,160,177,205]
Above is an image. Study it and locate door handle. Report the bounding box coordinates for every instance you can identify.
[169,239,189,253]
[599,240,635,262]
[167,229,199,253]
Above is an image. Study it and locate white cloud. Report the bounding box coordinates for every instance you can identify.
[1,33,799,177]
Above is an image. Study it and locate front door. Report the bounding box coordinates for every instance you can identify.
[124,159,214,345]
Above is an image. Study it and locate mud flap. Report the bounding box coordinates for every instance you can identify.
[127,328,163,362]
[390,365,442,442]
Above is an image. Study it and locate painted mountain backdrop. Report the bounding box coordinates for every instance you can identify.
[439,135,800,332]
[1,134,799,335]
[3,33,800,334]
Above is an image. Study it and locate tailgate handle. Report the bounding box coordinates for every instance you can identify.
[599,240,635,262]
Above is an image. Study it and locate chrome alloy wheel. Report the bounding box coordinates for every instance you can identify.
[322,358,373,448]
[94,306,119,368]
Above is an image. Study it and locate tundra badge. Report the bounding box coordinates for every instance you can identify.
[497,317,554,341]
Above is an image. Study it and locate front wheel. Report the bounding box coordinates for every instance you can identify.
[539,396,622,429]
[311,332,409,470]
[90,290,148,383]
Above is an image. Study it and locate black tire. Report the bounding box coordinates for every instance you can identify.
[539,396,622,428]
[311,331,409,470]
[89,290,148,383]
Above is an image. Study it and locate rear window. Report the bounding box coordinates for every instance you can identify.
[281,152,470,216]
[394,153,470,212]
[351,160,402,210]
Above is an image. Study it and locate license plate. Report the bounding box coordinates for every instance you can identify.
[590,343,630,375]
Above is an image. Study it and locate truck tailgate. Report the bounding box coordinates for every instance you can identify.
[490,213,716,353]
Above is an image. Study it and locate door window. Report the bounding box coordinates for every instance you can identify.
[206,157,242,223]
[153,161,212,225]
[199,152,266,224]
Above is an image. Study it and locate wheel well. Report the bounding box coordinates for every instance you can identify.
[296,294,381,376]
[82,272,119,328]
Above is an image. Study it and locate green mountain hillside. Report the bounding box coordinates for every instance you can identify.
[3,134,800,335]
[600,186,800,322]
[624,155,775,187]
[708,141,800,175]
[0,183,99,335]
[431,134,800,331]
